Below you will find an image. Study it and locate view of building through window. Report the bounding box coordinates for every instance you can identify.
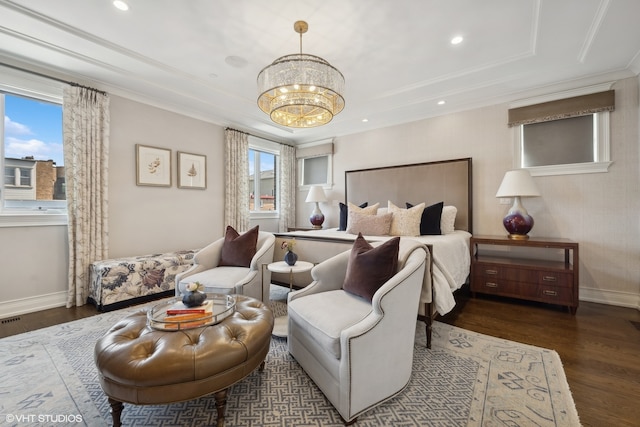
[2,93,65,211]
[248,148,277,211]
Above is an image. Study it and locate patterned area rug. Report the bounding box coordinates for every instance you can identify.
[0,287,580,426]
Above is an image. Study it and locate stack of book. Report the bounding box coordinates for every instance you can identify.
[163,299,213,329]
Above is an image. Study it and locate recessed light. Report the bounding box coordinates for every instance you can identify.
[451,36,463,45]
[224,56,248,68]
[438,100,446,105]
[362,118,369,123]
[113,1,129,11]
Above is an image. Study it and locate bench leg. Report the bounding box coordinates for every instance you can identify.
[108,398,123,427]
[214,389,228,427]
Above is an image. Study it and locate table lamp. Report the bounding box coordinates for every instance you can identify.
[305,185,327,229]
[495,170,541,239]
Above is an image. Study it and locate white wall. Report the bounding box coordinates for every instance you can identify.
[1,76,637,317]
[0,96,227,317]
[108,96,226,257]
[301,77,639,310]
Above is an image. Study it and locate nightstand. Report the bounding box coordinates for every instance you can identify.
[470,235,579,314]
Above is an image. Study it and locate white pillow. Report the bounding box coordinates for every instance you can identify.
[348,201,379,215]
[441,205,457,234]
[346,211,393,235]
[387,201,424,236]
[376,207,388,215]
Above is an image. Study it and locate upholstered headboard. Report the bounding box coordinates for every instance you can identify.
[345,157,473,233]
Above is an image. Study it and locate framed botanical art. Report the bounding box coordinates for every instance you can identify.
[136,144,172,187]
[177,151,207,189]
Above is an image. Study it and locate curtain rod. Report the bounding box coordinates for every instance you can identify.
[1,62,107,95]
[225,127,291,146]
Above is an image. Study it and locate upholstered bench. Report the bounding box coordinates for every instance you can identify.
[88,249,197,311]
[94,295,274,427]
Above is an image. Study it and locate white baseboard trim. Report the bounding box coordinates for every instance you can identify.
[580,287,640,311]
[0,291,67,319]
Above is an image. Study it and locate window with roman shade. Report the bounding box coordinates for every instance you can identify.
[296,140,334,188]
[508,84,614,176]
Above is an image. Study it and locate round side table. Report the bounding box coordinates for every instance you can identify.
[266,260,314,337]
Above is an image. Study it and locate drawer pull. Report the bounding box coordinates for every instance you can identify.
[484,269,498,275]
[543,290,558,296]
[485,282,498,288]
[542,276,557,282]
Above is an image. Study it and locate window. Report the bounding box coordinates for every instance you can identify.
[301,156,330,186]
[296,140,333,188]
[1,65,66,225]
[510,85,613,176]
[2,93,65,210]
[248,148,278,213]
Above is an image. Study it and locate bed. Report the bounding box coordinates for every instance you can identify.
[273,157,473,347]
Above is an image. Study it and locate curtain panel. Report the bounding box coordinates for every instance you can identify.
[224,129,249,231]
[278,144,296,232]
[63,86,110,308]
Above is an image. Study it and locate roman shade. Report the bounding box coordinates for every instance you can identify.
[295,142,334,158]
[508,90,614,127]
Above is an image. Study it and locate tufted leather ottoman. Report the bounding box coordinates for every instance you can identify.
[94,295,273,427]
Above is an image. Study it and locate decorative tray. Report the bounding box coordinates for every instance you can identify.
[147,294,235,331]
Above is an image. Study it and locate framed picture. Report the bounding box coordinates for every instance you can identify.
[136,144,172,187]
[177,151,207,189]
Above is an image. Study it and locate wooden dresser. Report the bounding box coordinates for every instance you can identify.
[470,235,579,314]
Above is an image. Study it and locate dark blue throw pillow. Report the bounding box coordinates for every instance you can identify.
[406,201,444,235]
[338,202,368,231]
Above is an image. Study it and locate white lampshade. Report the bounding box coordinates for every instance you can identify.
[495,170,540,198]
[305,185,327,203]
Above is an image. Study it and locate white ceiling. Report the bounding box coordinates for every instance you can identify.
[1,0,639,144]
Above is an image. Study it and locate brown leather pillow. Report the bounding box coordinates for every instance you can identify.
[343,233,400,302]
[219,225,259,267]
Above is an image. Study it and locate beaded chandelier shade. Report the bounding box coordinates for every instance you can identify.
[257,21,345,128]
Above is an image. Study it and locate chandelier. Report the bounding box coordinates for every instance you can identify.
[257,20,345,128]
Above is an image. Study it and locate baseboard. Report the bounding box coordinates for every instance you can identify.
[0,291,67,319]
[580,287,640,311]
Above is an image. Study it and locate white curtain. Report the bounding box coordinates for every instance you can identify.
[224,129,249,231]
[279,144,296,232]
[63,86,110,308]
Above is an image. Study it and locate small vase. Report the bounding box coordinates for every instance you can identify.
[284,250,298,266]
[182,290,206,307]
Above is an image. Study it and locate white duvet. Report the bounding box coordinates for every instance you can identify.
[279,228,471,315]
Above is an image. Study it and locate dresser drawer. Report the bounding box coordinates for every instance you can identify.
[473,264,538,283]
[536,285,573,304]
[537,271,572,288]
[471,277,534,298]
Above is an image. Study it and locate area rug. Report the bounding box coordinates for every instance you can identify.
[0,288,580,426]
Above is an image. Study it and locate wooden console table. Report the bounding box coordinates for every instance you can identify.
[470,235,579,314]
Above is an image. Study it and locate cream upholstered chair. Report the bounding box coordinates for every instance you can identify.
[287,237,428,424]
[175,228,275,303]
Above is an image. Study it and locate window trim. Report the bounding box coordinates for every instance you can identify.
[248,137,280,219]
[511,83,614,177]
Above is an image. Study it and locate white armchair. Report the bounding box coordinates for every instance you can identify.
[287,238,428,424]
[175,230,275,302]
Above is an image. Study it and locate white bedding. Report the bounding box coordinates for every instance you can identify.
[277,228,471,315]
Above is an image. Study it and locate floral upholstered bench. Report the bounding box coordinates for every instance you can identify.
[88,249,197,311]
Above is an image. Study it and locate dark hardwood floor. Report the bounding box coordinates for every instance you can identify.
[1,290,639,426]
